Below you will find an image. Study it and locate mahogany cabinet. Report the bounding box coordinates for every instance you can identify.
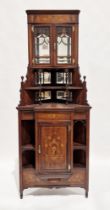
[17,10,91,198]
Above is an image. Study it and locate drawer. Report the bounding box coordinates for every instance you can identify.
[36,113,70,120]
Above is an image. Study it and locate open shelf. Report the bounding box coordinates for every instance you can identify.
[25,86,83,90]
[74,120,86,146]
[73,120,86,168]
[34,68,73,85]
[21,120,35,147]
[22,150,35,169]
[23,66,84,105]
[73,149,86,168]
[31,66,78,69]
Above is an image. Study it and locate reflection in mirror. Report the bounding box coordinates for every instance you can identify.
[35,91,51,102]
[34,26,50,64]
[57,91,67,100]
[57,27,72,64]
[56,72,72,84]
[56,91,73,101]
[36,72,51,85]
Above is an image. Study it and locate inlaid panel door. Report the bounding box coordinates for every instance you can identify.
[36,121,72,174]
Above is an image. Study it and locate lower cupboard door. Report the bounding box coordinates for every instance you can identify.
[36,122,72,175]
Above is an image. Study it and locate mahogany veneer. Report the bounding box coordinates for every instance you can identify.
[17,10,91,198]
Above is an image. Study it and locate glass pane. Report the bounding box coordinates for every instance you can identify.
[57,27,72,64]
[34,26,50,64]
[56,72,72,84]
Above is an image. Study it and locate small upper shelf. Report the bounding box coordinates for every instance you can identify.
[25,86,83,90]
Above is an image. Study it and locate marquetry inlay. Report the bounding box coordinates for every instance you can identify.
[18,10,90,198]
[41,126,67,170]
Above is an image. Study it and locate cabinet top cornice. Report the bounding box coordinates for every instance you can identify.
[26,10,80,15]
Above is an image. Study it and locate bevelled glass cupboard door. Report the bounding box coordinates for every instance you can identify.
[32,26,51,64]
[56,26,72,64]
[31,25,75,66]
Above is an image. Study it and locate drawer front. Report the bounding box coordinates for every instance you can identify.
[36,113,70,121]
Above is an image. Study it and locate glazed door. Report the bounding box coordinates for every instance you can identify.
[31,24,76,67]
[36,122,71,174]
[55,25,73,65]
[31,25,53,65]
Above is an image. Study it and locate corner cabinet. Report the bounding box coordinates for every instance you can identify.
[17,10,91,199]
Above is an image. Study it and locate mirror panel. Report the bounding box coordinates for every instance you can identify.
[56,72,72,84]
[36,72,51,84]
[35,91,51,102]
[56,91,72,101]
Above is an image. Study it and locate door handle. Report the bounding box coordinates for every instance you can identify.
[38,145,41,154]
